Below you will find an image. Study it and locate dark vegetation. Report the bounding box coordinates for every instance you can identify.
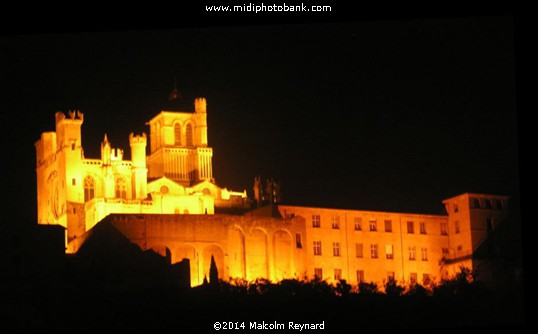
[0,267,525,333]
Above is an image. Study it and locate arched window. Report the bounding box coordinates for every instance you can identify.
[186,123,193,147]
[84,176,95,202]
[115,177,127,199]
[174,123,181,146]
[156,122,161,149]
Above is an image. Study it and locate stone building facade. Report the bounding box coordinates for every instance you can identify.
[35,98,512,287]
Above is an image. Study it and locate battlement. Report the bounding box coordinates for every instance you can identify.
[129,132,147,145]
[194,97,207,113]
[110,148,124,161]
[55,110,84,125]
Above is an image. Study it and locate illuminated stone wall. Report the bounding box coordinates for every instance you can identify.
[69,192,509,288]
[34,101,509,288]
[278,206,448,286]
[441,193,509,278]
[277,195,508,287]
[98,213,307,287]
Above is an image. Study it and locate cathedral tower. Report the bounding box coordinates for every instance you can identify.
[147,97,213,186]
[35,110,85,243]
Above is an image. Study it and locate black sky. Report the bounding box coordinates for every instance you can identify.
[0,12,520,227]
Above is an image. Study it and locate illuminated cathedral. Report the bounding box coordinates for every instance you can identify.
[35,98,246,252]
[35,98,512,287]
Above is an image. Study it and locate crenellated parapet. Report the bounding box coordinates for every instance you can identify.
[129,132,147,145]
[194,97,207,113]
[56,110,84,125]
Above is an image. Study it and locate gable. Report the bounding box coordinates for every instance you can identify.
[147,177,187,195]
[190,180,221,197]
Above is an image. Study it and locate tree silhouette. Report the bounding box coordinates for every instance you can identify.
[209,255,219,286]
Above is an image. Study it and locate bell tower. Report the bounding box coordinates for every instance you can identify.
[147,97,213,186]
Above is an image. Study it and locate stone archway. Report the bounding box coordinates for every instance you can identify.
[202,245,225,283]
[273,230,292,281]
[173,244,198,286]
[246,228,268,281]
[228,226,246,280]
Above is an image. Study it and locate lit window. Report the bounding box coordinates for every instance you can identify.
[455,221,460,234]
[421,247,428,261]
[386,244,393,260]
[331,216,340,229]
[115,177,127,199]
[354,217,362,231]
[83,176,95,202]
[333,242,341,257]
[407,221,414,234]
[334,269,342,281]
[186,123,193,146]
[357,270,364,283]
[423,273,431,285]
[355,243,363,258]
[409,246,416,261]
[314,268,323,279]
[156,122,161,148]
[369,220,377,232]
[420,222,426,234]
[471,198,480,208]
[296,233,302,248]
[174,123,181,145]
[410,273,417,284]
[370,244,378,259]
[384,220,392,232]
[312,215,321,228]
[313,241,322,256]
[440,223,448,235]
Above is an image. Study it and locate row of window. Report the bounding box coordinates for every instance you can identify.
[311,214,495,235]
[314,268,431,285]
[173,123,194,146]
[451,198,505,213]
[153,122,194,149]
[312,215,495,235]
[82,176,126,202]
[469,198,504,210]
[313,241,429,261]
[313,215,431,234]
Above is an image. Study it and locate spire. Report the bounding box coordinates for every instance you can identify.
[168,79,182,101]
[101,133,111,165]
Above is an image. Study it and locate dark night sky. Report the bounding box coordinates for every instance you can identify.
[0,12,521,228]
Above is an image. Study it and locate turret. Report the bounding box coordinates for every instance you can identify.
[194,97,206,113]
[130,132,148,199]
[194,97,208,146]
[101,134,111,165]
[55,110,84,151]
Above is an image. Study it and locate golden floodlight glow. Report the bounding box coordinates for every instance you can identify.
[35,98,509,288]
[35,99,246,256]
